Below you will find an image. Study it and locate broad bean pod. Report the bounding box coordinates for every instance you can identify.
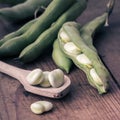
[0,0,76,58]
[79,0,115,50]
[0,0,52,22]
[80,13,108,52]
[52,39,73,73]
[0,18,37,46]
[19,0,87,63]
[58,22,110,94]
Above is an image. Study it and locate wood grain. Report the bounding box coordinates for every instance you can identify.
[0,0,120,120]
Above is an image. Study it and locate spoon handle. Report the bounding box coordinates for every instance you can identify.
[0,61,29,85]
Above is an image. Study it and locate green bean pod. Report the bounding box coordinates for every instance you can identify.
[80,0,115,48]
[58,22,110,94]
[19,0,87,63]
[0,18,37,46]
[0,0,76,58]
[52,39,73,73]
[0,0,52,22]
[80,13,108,52]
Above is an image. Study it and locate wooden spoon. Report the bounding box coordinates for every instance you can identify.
[0,61,71,99]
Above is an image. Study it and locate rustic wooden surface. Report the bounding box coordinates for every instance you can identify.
[0,0,120,120]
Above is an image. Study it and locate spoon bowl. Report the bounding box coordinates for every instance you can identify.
[0,61,71,98]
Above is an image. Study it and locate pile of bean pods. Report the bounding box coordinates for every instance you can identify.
[0,0,87,62]
[0,0,115,94]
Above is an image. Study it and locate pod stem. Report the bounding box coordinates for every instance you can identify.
[105,0,115,26]
[106,0,115,15]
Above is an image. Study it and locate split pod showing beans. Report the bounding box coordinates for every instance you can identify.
[57,0,115,94]
[19,0,87,63]
[51,23,81,73]
[0,0,52,22]
[0,0,77,58]
[58,22,110,94]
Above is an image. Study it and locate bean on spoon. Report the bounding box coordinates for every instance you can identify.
[0,61,71,99]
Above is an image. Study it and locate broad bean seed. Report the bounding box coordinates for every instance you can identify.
[48,69,64,88]
[40,71,51,88]
[30,101,53,114]
[26,69,43,85]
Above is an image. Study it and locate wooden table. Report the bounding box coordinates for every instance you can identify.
[0,0,120,120]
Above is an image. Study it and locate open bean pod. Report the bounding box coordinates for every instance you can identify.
[58,22,110,94]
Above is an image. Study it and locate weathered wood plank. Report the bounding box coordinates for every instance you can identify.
[0,73,19,120]
[1,55,120,120]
